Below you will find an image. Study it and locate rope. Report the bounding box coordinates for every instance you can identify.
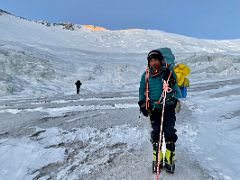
[156,71,172,180]
[155,74,172,105]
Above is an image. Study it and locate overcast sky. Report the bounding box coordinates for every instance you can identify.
[1,0,240,40]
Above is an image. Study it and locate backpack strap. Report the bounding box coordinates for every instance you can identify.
[145,65,150,110]
[165,63,168,68]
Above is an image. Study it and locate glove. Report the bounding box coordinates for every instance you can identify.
[162,68,176,87]
[138,100,148,117]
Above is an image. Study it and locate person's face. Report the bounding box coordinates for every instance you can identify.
[149,58,161,70]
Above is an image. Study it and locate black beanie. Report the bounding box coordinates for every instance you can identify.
[147,50,164,62]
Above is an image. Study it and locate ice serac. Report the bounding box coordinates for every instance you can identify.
[0,9,240,97]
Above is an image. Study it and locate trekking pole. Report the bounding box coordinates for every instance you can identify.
[156,72,172,180]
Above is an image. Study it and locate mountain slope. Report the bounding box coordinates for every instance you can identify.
[0,10,240,97]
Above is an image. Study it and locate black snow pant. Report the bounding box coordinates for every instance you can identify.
[76,88,80,94]
[150,104,178,151]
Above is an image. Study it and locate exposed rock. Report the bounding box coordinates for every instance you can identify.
[0,9,11,15]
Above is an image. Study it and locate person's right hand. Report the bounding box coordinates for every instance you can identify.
[138,100,148,117]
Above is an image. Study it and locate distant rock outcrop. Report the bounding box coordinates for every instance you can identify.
[37,20,51,27]
[0,9,11,16]
[1,9,130,32]
[1,9,141,32]
[35,20,107,31]
[62,22,74,30]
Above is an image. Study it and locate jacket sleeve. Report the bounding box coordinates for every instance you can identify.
[139,72,146,101]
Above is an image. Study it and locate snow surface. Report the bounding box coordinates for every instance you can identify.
[0,11,240,180]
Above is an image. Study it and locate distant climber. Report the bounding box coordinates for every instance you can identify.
[75,80,82,94]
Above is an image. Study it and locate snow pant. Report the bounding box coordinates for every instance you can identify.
[150,104,178,151]
[76,88,80,94]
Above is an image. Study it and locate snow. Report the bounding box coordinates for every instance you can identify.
[186,87,240,179]
[0,103,138,117]
[0,11,240,179]
[0,134,65,180]
[0,125,148,180]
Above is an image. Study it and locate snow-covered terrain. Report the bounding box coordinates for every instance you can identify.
[0,10,240,180]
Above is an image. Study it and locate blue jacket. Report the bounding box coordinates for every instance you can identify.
[139,67,181,110]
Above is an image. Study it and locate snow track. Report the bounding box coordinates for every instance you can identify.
[0,92,214,180]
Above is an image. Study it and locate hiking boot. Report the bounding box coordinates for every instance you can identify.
[152,160,163,173]
[152,143,163,173]
[165,149,175,173]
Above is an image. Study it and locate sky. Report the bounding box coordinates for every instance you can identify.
[1,0,240,40]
